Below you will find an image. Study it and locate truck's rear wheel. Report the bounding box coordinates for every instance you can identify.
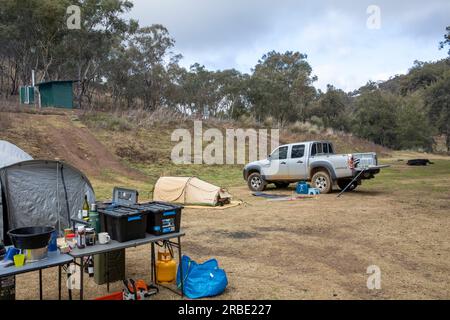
[337,179,358,192]
[311,171,332,194]
[247,172,267,192]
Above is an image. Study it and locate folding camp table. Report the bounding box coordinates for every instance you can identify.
[68,231,185,300]
[0,249,73,300]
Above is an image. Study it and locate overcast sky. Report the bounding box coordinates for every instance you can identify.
[128,0,450,91]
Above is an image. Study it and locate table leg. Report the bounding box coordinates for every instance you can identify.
[58,266,62,300]
[80,257,84,300]
[106,254,110,292]
[177,236,184,298]
[39,269,43,300]
[66,264,72,300]
[151,242,155,283]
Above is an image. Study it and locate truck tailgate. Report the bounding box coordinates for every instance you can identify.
[353,153,377,168]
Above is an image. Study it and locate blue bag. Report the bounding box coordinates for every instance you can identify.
[176,255,228,299]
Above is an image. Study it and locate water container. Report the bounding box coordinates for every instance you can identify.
[89,212,101,234]
[48,230,58,252]
[296,181,310,195]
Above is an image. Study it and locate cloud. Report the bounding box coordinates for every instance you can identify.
[129,0,450,91]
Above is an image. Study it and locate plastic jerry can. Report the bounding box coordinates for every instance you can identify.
[156,251,177,284]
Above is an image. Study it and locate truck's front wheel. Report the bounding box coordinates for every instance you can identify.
[247,172,267,192]
[311,171,332,194]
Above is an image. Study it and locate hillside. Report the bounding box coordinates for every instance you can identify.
[1,107,392,198]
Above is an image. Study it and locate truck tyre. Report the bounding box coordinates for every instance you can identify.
[337,179,358,192]
[274,182,290,189]
[247,172,267,192]
[311,171,332,194]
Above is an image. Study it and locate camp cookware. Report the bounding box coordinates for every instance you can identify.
[85,228,96,246]
[25,247,48,262]
[98,233,111,245]
[7,226,55,250]
[13,254,25,267]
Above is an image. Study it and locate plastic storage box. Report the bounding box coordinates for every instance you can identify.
[134,202,183,236]
[99,205,148,242]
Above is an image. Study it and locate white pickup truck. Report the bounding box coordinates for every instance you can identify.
[243,141,388,194]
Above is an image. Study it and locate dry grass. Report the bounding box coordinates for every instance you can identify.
[15,168,450,300]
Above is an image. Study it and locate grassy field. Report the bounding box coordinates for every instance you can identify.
[90,154,450,201]
[365,158,450,194]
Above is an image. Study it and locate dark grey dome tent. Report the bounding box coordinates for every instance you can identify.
[0,156,95,244]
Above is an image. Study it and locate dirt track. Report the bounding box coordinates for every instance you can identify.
[0,112,142,179]
[15,185,450,300]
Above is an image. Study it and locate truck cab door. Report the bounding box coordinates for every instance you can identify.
[287,144,307,180]
[264,146,289,180]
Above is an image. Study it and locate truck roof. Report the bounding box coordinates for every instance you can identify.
[277,141,332,148]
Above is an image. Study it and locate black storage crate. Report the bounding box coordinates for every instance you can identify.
[98,205,148,242]
[134,202,183,236]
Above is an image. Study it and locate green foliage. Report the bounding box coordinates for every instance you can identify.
[352,90,398,147]
[248,51,317,125]
[394,94,434,151]
[424,72,450,150]
[351,88,436,151]
[440,26,450,55]
[312,85,351,131]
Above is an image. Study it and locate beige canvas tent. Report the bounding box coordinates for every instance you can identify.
[153,177,231,207]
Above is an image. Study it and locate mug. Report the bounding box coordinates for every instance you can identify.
[98,232,111,244]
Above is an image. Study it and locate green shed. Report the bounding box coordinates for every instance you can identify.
[37,80,76,109]
[19,86,35,105]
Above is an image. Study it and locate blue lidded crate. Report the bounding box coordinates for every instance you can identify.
[134,202,183,236]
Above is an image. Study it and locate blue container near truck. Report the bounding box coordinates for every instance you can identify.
[296,181,310,195]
